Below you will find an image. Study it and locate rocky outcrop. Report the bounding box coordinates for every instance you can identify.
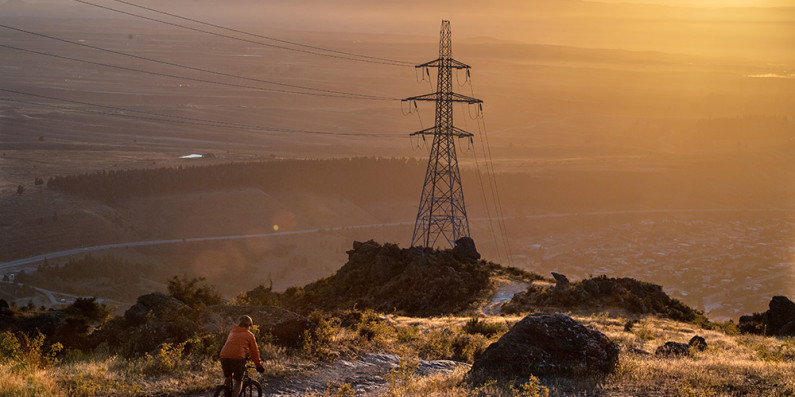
[452,237,481,263]
[469,313,618,383]
[262,240,506,316]
[739,296,795,336]
[124,292,190,325]
[502,274,708,325]
[119,292,197,355]
[204,305,315,348]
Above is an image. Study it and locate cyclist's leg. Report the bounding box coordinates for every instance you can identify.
[220,358,241,397]
[230,360,246,396]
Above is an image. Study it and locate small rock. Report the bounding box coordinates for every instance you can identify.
[655,342,691,357]
[551,272,570,289]
[688,335,707,352]
[629,348,651,356]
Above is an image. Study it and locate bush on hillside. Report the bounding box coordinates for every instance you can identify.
[502,275,709,325]
[167,276,222,310]
[1,298,112,351]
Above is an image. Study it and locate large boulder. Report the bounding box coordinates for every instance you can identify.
[469,313,618,383]
[120,293,197,355]
[204,305,316,348]
[739,296,795,336]
[767,296,795,335]
[124,292,190,325]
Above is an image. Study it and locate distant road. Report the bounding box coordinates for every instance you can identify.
[1,208,792,271]
[0,222,411,271]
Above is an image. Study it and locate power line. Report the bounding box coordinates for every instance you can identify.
[0,24,399,101]
[464,76,513,266]
[474,105,514,266]
[0,88,403,138]
[0,43,392,101]
[469,134,505,264]
[74,0,412,67]
[103,0,414,66]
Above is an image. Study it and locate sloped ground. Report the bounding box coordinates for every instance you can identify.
[259,353,467,396]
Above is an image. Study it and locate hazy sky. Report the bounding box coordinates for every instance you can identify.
[590,0,795,6]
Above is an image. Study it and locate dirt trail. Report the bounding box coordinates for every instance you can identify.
[482,279,530,316]
[237,353,467,396]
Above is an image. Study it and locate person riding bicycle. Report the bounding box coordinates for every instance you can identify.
[219,315,265,396]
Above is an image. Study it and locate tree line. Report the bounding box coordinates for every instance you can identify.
[46,157,427,203]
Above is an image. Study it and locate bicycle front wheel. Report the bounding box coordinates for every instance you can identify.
[212,385,227,397]
[240,380,262,397]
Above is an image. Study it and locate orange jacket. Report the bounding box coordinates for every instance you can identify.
[219,326,262,366]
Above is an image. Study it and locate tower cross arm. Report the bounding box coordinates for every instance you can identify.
[416,58,471,69]
[410,126,475,138]
[402,92,482,104]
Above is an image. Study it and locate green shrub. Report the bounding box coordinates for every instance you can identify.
[512,375,550,397]
[309,311,341,345]
[0,331,61,370]
[357,316,394,345]
[415,329,488,363]
[463,317,506,338]
[140,341,186,375]
[386,354,419,394]
[184,333,224,358]
[396,325,420,344]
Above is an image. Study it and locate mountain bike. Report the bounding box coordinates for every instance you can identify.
[212,365,262,397]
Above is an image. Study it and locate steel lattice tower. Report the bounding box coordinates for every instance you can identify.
[405,20,482,248]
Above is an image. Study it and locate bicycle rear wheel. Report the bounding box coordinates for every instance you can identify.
[240,380,262,397]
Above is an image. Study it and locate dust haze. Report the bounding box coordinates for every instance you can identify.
[1,0,793,320]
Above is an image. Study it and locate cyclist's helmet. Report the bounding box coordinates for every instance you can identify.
[238,315,253,328]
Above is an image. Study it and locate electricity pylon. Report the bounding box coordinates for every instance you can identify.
[405,20,482,248]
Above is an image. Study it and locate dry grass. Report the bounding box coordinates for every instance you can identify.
[1,313,792,396]
[0,355,221,396]
[384,314,795,396]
